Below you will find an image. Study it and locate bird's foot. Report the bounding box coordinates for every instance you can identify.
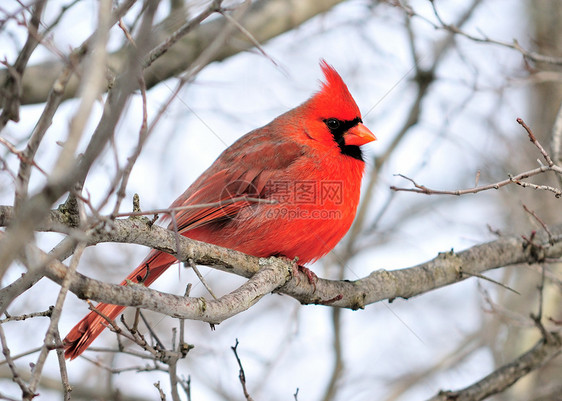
[292,264,318,292]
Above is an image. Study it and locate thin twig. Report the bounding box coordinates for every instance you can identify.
[391,166,559,196]
[138,310,165,349]
[28,242,86,396]
[0,306,53,323]
[0,137,48,176]
[97,18,150,216]
[219,6,278,67]
[517,117,555,166]
[0,346,41,366]
[14,62,74,208]
[522,204,554,244]
[509,176,562,197]
[184,376,192,401]
[53,329,72,401]
[109,73,148,216]
[154,381,166,401]
[399,0,562,66]
[392,138,562,198]
[188,259,218,300]
[113,196,276,219]
[144,0,223,68]
[530,265,554,343]
[87,300,123,334]
[118,313,185,364]
[178,284,193,357]
[0,324,35,399]
[231,339,254,401]
[168,356,181,401]
[460,271,520,295]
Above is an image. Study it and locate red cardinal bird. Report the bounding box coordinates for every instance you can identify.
[64,61,376,359]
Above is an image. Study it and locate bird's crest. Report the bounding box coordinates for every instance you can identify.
[309,60,361,121]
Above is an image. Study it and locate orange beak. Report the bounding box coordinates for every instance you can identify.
[343,123,376,146]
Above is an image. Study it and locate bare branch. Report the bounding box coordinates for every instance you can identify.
[17,224,292,322]
[398,0,562,66]
[53,330,71,401]
[2,211,559,318]
[0,325,35,399]
[392,118,562,198]
[517,118,555,167]
[0,307,53,323]
[113,196,276,219]
[188,259,218,300]
[391,166,562,197]
[27,242,85,397]
[231,339,254,401]
[427,334,562,401]
[0,0,46,127]
[144,0,222,69]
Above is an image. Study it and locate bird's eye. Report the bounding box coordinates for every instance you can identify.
[325,118,341,130]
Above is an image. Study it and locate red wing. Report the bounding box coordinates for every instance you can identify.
[168,138,304,234]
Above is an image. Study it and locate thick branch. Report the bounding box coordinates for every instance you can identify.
[2,206,561,314]
[34,237,291,324]
[88,217,562,309]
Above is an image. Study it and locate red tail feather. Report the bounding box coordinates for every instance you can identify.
[63,250,176,359]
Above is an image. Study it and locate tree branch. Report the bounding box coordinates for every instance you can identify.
[427,333,562,401]
[6,223,292,323]
[2,206,561,317]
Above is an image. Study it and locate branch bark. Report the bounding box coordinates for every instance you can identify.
[2,206,560,319]
[27,231,292,324]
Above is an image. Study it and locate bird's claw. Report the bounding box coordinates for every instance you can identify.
[291,264,318,292]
